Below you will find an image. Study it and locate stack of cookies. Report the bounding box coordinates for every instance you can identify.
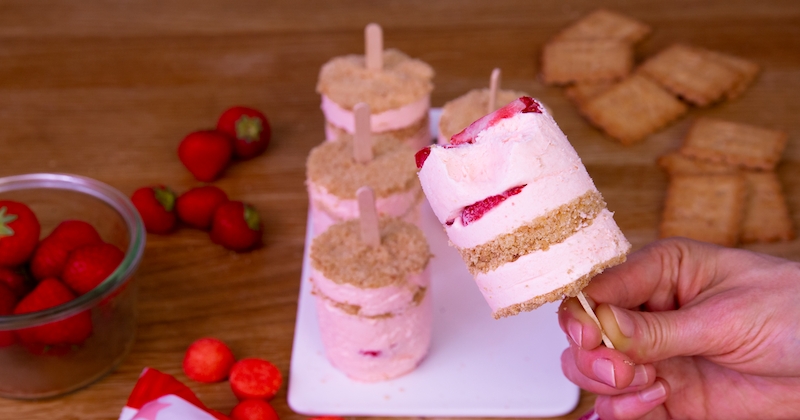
[657,118,793,246]
[540,9,760,145]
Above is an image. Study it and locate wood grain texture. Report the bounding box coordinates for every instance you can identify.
[0,1,799,419]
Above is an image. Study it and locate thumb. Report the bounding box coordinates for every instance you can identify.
[595,303,719,363]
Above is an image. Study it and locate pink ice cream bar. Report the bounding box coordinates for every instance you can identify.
[417,97,630,319]
[309,216,432,381]
[306,132,423,237]
[317,48,434,150]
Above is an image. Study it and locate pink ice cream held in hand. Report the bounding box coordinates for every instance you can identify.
[416,96,630,318]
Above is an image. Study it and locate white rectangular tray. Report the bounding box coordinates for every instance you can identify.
[287,200,580,417]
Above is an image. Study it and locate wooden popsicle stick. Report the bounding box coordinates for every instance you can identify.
[353,102,372,163]
[488,67,501,114]
[577,291,615,349]
[357,186,381,247]
[365,23,383,71]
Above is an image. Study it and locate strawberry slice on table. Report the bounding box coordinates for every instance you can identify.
[210,201,262,252]
[0,200,41,268]
[230,399,278,420]
[30,220,104,280]
[217,106,271,160]
[183,337,236,383]
[176,185,229,230]
[0,282,18,347]
[131,185,178,234]
[228,358,282,401]
[0,267,29,298]
[61,242,125,295]
[178,130,234,182]
[13,278,93,349]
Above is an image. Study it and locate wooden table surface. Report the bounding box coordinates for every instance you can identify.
[1,1,799,418]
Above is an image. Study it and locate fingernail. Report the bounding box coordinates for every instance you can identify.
[629,364,648,387]
[609,304,635,337]
[567,319,583,347]
[592,358,616,388]
[639,381,666,402]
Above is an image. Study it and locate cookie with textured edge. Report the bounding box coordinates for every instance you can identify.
[660,174,746,247]
[541,39,633,85]
[553,9,651,44]
[702,49,760,100]
[580,74,688,145]
[638,44,743,106]
[564,80,614,108]
[656,152,737,176]
[741,171,795,243]
[679,118,788,170]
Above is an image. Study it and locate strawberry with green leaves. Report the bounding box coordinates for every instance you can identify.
[131,186,178,234]
[0,200,40,267]
[210,201,262,252]
[217,106,271,160]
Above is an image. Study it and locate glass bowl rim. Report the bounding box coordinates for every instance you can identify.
[0,173,145,330]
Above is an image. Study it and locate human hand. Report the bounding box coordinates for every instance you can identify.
[559,237,800,419]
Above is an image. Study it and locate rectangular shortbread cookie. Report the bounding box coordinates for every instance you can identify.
[553,9,651,44]
[680,117,788,170]
[541,40,633,85]
[741,171,795,243]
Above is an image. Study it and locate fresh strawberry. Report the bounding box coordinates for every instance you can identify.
[178,130,234,182]
[13,278,93,348]
[61,243,125,295]
[131,185,178,234]
[48,220,103,243]
[0,200,41,267]
[176,185,229,230]
[183,337,236,383]
[308,417,346,420]
[217,106,271,160]
[460,185,526,226]
[230,399,279,420]
[0,282,18,347]
[229,358,282,401]
[210,201,262,252]
[30,220,104,280]
[0,267,29,298]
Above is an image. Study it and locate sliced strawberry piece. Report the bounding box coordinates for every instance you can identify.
[0,200,40,267]
[183,337,236,383]
[230,399,279,420]
[461,185,526,226]
[415,146,431,169]
[61,243,125,295]
[13,278,93,348]
[176,185,229,230]
[449,96,542,146]
[229,358,282,401]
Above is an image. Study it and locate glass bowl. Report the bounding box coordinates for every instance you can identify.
[0,173,145,399]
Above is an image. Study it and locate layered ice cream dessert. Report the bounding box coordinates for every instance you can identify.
[310,216,432,382]
[317,49,434,150]
[437,88,529,145]
[306,132,423,237]
[416,96,630,319]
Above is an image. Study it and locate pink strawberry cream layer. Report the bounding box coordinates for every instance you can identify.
[322,94,430,135]
[308,181,421,236]
[418,98,595,248]
[315,291,432,382]
[311,266,429,317]
[474,210,627,313]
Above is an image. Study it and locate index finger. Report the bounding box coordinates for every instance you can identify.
[583,237,724,311]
